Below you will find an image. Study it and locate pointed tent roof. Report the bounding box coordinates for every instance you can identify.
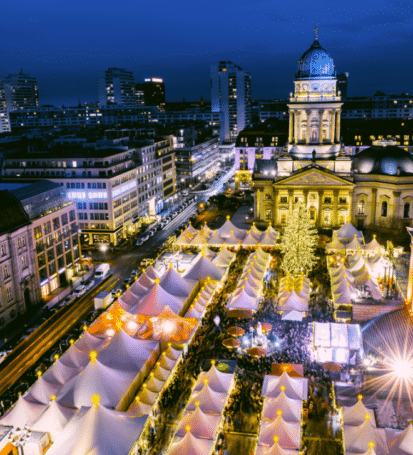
[144,375,165,393]
[31,398,77,441]
[43,359,82,386]
[342,397,376,427]
[257,441,299,455]
[98,329,159,371]
[224,230,242,245]
[160,265,194,298]
[164,345,182,360]
[45,402,147,455]
[262,372,308,400]
[202,246,218,259]
[348,250,363,267]
[212,250,234,267]
[146,265,160,280]
[168,431,214,455]
[136,386,158,405]
[187,385,227,414]
[175,406,220,439]
[281,310,304,321]
[251,224,264,240]
[336,222,363,240]
[207,231,224,245]
[24,377,60,405]
[200,223,214,238]
[127,398,152,416]
[58,344,90,369]
[228,288,259,310]
[183,253,224,281]
[176,229,195,245]
[326,237,346,250]
[333,285,354,304]
[131,281,184,316]
[365,237,383,253]
[347,236,364,251]
[0,395,47,427]
[216,218,245,239]
[74,330,108,353]
[260,230,278,246]
[194,366,233,393]
[262,392,303,422]
[365,277,383,300]
[56,357,137,409]
[235,279,259,297]
[278,290,308,312]
[190,231,208,245]
[243,231,259,246]
[258,416,301,449]
[387,422,413,455]
[152,363,170,381]
[136,271,155,288]
[331,279,357,296]
[344,418,388,455]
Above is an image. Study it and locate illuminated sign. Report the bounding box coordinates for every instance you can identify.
[68,191,108,200]
[112,181,137,198]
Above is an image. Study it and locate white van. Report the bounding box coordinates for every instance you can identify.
[94,263,110,279]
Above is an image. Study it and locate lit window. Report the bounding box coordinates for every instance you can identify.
[357,200,365,215]
[381,201,388,217]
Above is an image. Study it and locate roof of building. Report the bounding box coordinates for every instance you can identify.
[352,145,413,175]
[0,191,31,235]
[9,180,63,200]
[296,38,336,80]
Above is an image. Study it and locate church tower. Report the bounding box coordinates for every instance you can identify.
[287,26,343,159]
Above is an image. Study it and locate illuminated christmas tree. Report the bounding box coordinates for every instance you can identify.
[281,201,318,276]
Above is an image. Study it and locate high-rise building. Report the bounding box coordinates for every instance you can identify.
[0,81,11,133]
[211,61,252,142]
[3,70,38,114]
[135,78,166,111]
[98,68,136,107]
[337,72,349,99]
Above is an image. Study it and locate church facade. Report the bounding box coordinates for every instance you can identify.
[252,31,413,236]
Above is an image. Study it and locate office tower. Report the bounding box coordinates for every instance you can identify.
[98,67,136,107]
[135,78,166,111]
[211,61,252,141]
[3,70,39,112]
[337,72,349,99]
[0,81,11,133]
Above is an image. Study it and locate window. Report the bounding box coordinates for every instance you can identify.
[309,208,316,221]
[21,255,27,270]
[69,210,76,222]
[0,245,5,257]
[52,217,60,230]
[61,213,68,226]
[17,238,21,249]
[34,226,42,239]
[404,202,410,219]
[43,221,52,235]
[3,264,10,280]
[381,201,388,217]
[357,200,365,215]
[280,212,287,224]
[324,197,332,204]
[280,196,288,204]
[323,211,331,226]
[339,197,347,204]
[265,209,272,220]
[22,236,26,247]
[6,287,12,302]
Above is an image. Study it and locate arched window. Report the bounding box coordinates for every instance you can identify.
[357,200,365,215]
[381,201,388,217]
[404,202,410,219]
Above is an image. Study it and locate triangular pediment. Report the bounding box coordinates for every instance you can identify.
[274,166,354,187]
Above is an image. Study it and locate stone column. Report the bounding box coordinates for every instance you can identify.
[256,189,261,221]
[333,190,339,226]
[289,112,294,143]
[318,109,324,143]
[330,110,336,144]
[317,190,324,228]
[306,109,311,144]
[273,189,279,225]
[393,191,401,220]
[371,188,377,227]
[335,110,341,143]
[294,111,300,144]
[288,189,294,212]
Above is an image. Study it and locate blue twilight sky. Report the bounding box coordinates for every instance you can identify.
[1,0,412,106]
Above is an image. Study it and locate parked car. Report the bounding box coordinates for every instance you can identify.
[136,238,144,246]
[84,279,95,291]
[62,294,76,306]
[131,270,138,277]
[73,285,86,297]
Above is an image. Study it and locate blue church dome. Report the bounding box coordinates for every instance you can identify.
[296,39,336,80]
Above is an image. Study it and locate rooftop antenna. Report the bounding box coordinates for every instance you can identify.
[315,24,318,41]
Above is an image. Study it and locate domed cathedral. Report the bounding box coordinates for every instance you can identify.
[252,27,413,237]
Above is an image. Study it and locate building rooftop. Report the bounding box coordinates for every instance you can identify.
[9,180,63,200]
[0,191,31,236]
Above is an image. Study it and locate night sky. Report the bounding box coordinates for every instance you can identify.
[2,0,412,106]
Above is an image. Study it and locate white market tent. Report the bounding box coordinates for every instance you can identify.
[194,365,233,393]
[344,417,388,455]
[30,398,77,442]
[167,431,213,455]
[387,422,413,455]
[24,377,61,405]
[346,236,365,251]
[186,384,227,414]
[335,223,363,242]
[0,395,47,427]
[45,401,148,455]
[261,372,308,400]
[258,415,301,449]
[262,392,303,422]
[326,237,346,251]
[256,441,299,455]
[183,253,225,281]
[175,405,220,439]
[281,310,304,321]
[159,265,195,298]
[342,398,376,427]
[56,355,137,409]
[43,358,83,386]
[228,288,259,311]
[278,291,308,312]
[216,218,245,240]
